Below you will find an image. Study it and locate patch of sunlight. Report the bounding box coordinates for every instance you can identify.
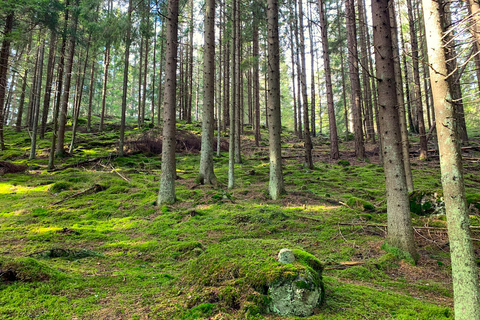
[31,226,62,233]
[0,183,53,194]
[83,149,101,156]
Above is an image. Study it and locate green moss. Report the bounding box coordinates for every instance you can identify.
[347,196,375,211]
[50,182,73,193]
[0,257,66,282]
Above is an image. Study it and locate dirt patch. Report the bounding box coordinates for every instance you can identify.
[0,161,28,175]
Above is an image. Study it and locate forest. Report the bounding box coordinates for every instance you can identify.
[1,0,480,318]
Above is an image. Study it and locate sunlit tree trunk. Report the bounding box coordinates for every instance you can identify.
[198,0,217,185]
[372,0,417,261]
[158,0,179,204]
[423,0,480,316]
[119,0,132,156]
[267,0,284,200]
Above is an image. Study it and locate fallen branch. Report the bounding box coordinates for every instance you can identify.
[51,184,107,206]
[48,151,141,172]
[338,222,480,231]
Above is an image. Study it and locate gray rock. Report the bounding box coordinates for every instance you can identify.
[268,274,322,317]
[278,248,295,264]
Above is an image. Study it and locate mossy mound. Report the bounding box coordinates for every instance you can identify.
[180,238,323,316]
[347,196,375,211]
[0,257,65,283]
[409,190,444,216]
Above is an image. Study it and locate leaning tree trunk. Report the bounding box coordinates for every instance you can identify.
[317,0,339,159]
[372,0,417,261]
[158,0,179,205]
[198,0,217,185]
[267,0,285,200]
[423,0,480,317]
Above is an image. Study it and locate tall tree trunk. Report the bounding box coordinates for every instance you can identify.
[289,24,298,137]
[158,0,179,204]
[56,0,79,157]
[346,0,365,159]
[399,14,415,133]
[198,0,217,185]
[253,16,261,147]
[187,0,194,124]
[336,0,349,141]
[358,0,375,142]
[99,43,110,131]
[407,0,428,159]
[467,0,480,93]
[223,38,229,131]
[228,0,237,189]
[389,0,414,192]
[119,0,132,156]
[267,0,284,200]
[297,0,313,169]
[0,11,14,149]
[308,2,316,137]
[234,0,242,164]
[372,0,417,261]
[142,20,149,124]
[157,20,165,126]
[87,60,95,132]
[29,38,45,160]
[40,31,57,139]
[16,68,28,133]
[151,21,157,126]
[317,0,339,159]
[423,0,480,316]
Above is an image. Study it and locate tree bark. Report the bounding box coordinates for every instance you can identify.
[29,38,45,160]
[267,0,285,200]
[317,0,339,159]
[346,0,365,159]
[158,0,179,205]
[119,0,132,156]
[253,14,261,147]
[372,0,417,261]
[423,0,480,316]
[389,0,414,192]
[228,0,237,189]
[0,11,14,149]
[40,31,57,139]
[198,0,217,185]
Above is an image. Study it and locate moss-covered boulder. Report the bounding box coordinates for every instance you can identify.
[409,190,444,216]
[181,239,324,317]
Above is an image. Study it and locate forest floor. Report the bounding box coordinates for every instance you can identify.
[1,116,480,319]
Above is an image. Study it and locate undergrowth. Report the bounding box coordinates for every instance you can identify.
[1,118,479,319]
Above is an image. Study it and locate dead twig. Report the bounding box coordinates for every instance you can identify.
[51,184,107,206]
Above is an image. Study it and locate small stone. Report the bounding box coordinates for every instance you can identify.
[278,248,295,264]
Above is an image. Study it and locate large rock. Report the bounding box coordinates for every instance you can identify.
[268,249,324,317]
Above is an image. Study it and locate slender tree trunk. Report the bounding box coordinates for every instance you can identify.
[99,43,110,131]
[346,0,365,159]
[56,0,79,157]
[158,0,179,204]
[142,21,149,124]
[389,0,414,192]
[336,0,348,141]
[308,2,316,137]
[151,21,157,126]
[228,0,237,189]
[297,0,313,169]
[0,11,14,149]
[267,0,284,200]
[467,0,480,93]
[16,68,28,133]
[234,0,242,164]
[407,0,428,159]
[87,60,95,132]
[372,0,417,261]
[223,39,229,131]
[317,0,339,159]
[289,24,298,137]
[119,0,132,156]
[187,0,194,124]
[253,17,261,147]
[137,36,143,126]
[198,0,217,185]
[157,20,165,126]
[30,39,45,159]
[423,0,480,316]
[40,31,57,139]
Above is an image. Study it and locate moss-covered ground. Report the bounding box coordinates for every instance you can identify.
[1,118,480,319]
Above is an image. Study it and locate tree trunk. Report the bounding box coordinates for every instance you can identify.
[40,30,57,139]
[317,0,339,159]
[423,0,480,316]
[0,11,14,149]
[198,0,217,185]
[346,0,365,159]
[142,21,149,124]
[119,0,132,156]
[234,3,242,164]
[389,0,414,192]
[253,15,261,146]
[158,0,179,205]
[407,0,428,160]
[297,0,313,169]
[29,38,45,160]
[267,0,285,200]
[56,0,79,157]
[99,43,110,131]
[289,23,298,137]
[372,0,417,261]
[157,20,165,126]
[308,2,316,137]
[87,60,95,132]
[228,0,237,189]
